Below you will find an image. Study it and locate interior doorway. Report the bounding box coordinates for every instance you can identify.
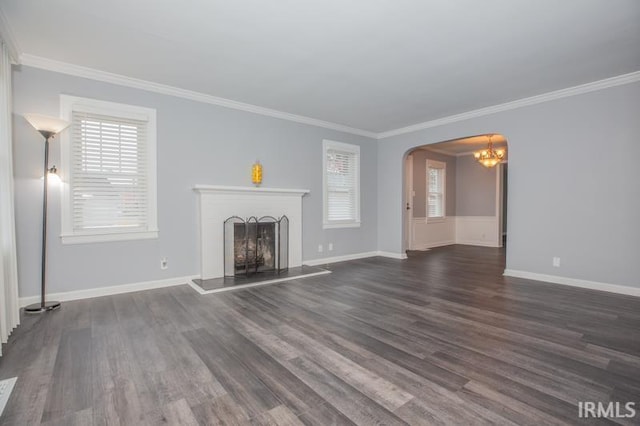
[402,134,508,252]
[404,154,414,251]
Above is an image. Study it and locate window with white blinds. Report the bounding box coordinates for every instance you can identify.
[323,140,360,228]
[60,96,157,244]
[427,160,446,220]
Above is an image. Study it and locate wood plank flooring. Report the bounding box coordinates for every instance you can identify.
[1,245,639,425]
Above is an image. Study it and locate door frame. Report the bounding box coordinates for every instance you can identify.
[496,161,508,247]
[404,154,414,251]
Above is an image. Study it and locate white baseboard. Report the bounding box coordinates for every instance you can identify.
[412,240,455,250]
[303,251,379,266]
[303,250,407,266]
[456,240,500,247]
[17,249,415,306]
[19,275,200,308]
[377,251,408,260]
[503,269,640,297]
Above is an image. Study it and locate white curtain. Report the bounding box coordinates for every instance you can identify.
[0,39,20,356]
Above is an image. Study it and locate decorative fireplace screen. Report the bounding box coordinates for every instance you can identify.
[223,215,289,277]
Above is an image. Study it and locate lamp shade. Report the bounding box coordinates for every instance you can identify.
[24,113,70,135]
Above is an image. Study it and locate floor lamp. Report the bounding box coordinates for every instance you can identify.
[23,114,70,314]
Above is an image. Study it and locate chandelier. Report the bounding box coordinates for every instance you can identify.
[473,134,505,168]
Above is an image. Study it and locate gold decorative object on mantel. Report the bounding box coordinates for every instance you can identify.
[251,160,263,186]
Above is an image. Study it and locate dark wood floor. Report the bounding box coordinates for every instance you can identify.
[1,245,639,425]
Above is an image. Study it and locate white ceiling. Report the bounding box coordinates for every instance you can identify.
[2,0,639,133]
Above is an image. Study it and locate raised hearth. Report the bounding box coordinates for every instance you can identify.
[190,265,330,294]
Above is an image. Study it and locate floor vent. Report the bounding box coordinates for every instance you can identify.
[0,377,17,417]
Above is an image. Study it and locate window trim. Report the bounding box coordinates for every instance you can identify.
[322,139,361,229]
[426,159,446,223]
[59,95,158,244]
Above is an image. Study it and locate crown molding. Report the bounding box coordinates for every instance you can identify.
[19,54,378,139]
[0,8,21,64]
[14,53,640,141]
[377,70,640,139]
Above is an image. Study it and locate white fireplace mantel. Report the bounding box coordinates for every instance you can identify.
[194,185,310,197]
[194,185,309,280]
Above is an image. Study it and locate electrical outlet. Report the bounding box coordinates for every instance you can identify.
[318,244,323,253]
[552,257,561,267]
[160,257,168,270]
[328,243,333,251]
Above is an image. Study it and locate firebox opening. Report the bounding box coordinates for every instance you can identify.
[233,222,276,274]
[224,215,289,277]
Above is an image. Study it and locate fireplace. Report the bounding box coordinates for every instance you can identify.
[224,215,289,277]
[194,185,308,280]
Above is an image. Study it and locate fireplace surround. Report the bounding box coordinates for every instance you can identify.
[194,185,308,280]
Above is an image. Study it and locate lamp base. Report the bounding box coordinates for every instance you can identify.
[24,301,61,314]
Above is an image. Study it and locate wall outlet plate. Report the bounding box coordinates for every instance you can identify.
[160,257,169,270]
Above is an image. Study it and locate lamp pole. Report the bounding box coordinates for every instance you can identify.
[23,113,69,314]
[24,130,61,313]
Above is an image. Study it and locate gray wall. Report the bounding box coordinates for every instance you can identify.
[410,149,456,217]
[378,81,640,288]
[12,66,378,297]
[455,154,496,216]
[11,66,640,294]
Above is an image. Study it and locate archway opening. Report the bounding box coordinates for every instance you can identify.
[402,134,509,254]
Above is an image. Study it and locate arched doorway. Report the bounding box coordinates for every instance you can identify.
[402,134,508,253]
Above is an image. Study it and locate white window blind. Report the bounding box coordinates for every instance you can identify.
[60,95,157,244]
[323,140,360,228]
[427,160,446,219]
[71,111,149,232]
